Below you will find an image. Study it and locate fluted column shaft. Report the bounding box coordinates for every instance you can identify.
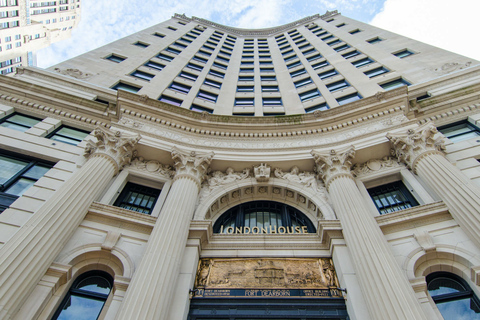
[116,149,213,320]
[312,147,427,320]
[0,127,140,320]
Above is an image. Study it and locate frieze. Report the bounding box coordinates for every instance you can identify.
[199,167,251,202]
[194,258,340,290]
[430,61,473,75]
[53,67,97,80]
[274,166,329,203]
[130,157,175,179]
[352,156,403,177]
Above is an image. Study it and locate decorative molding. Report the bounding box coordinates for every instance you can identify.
[311,146,355,188]
[199,168,250,202]
[414,231,436,253]
[84,126,141,174]
[352,156,404,178]
[53,67,97,80]
[387,122,446,173]
[130,157,174,179]
[274,166,328,203]
[254,163,271,182]
[171,147,214,187]
[430,61,473,75]
[101,231,121,251]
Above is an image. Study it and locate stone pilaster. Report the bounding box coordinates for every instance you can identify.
[388,122,480,248]
[116,147,214,320]
[312,147,427,320]
[0,127,140,320]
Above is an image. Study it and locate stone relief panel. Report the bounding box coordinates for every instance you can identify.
[130,157,175,179]
[194,258,339,289]
[274,166,329,203]
[352,156,404,178]
[430,61,472,75]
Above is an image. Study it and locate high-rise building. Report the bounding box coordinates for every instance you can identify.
[0,0,81,76]
[0,10,479,320]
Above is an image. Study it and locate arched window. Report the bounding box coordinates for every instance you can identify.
[213,201,316,234]
[427,272,480,319]
[52,271,113,320]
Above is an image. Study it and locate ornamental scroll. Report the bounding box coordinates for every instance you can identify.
[193,258,341,298]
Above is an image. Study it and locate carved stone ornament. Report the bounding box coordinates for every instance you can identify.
[386,122,446,173]
[131,157,175,179]
[254,163,271,182]
[352,156,403,177]
[274,166,329,203]
[431,61,472,74]
[171,147,214,186]
[198,167,250,202]
[194,258,340,290]
[311,146,355,188]
[84,126,141,174]
[53,67,96,80]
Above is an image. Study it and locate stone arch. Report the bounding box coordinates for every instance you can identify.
[194,177,335,225]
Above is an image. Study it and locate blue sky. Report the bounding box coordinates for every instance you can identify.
[37,0,480,68]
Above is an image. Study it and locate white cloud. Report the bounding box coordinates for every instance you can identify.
[370,0,480,61]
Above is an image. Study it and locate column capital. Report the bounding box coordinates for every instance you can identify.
[386,122,445,173]
[171,147,214,188]
[311,146,355,189]
[84,127,141,174]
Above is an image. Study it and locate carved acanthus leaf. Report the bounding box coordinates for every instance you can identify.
[171,147,214,186]
[311,146,355,187]
[352,157,403,177]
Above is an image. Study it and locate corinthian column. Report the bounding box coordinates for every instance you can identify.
[0,127,140,320]
[388,122,480,247]
[116,148,214,320]
[312,147,427,320]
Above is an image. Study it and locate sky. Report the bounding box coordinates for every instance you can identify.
[37,0,480,68]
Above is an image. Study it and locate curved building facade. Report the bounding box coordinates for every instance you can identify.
[0,11,479,320]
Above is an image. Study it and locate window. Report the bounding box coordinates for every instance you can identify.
[298,43,311,50]
[47,126,89,146]
[305,103,329,113]
[235,98,254,106]
[337,93,362,105]
[334,44,350,52]
[259,61,272,65]
[294,77,312,88]
[190,104,213,113]
[299,89,321,101]
[290,68,306,78]
[0,152,53,212]
[427,272,480,320]
[307,54,323,62]
[242,55,253,59]
[208,69,224,78]
[302,48,317,55]
[181,37,193,43]
[213,201,316,234]
[380,78,410,91]
[175,41,188,49]
[178,71,198,81]
[192,55,208,63]
[133,41,149,48]
[336,23,346,28]
[261,85,278,92]
[367,37,383,44]
[153,32,165,38]
[0,113,41,132]
[394,49,414,58]
[261,75,276,81]
[144,60,164,71]
[263,98,282,106]
[240,68,254,73]
[367,181,418,214]
[349,29,361,34]
[158,95,182,107]
[197,90,218,103]
[186,63,202,71]
[213,62,227,69]
[215,55,229,63]
[114,182,161,214]
[327,39,341,47]
[203,78,222,89]
[166,47,181,55]
[111,82,140,93]
[259,55,271,59]
[167,26,177,31]
[364,67,389,78]
[438,121,480,143]
[105,54,125,63]
[312,61,329,70]
[130,70,154,81]
[282,49,294,56]
[284,54,297,62]
[238,76,254,82]
[157,53,174,62]
[342,50,361,59]
[327,80,350,92]
[237,86,254,92]
[352,57,374,68]
[318,69,338,80]
[52,271,113,320]
[321,35,334,41]
[260,68,274,73]
[169,82,191,94]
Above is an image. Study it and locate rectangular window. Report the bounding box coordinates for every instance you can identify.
[133,41,149,48]
[367,37,383,44]
[294,77,313,88]
[235,98,254,106]
[219,50,231,56]
[169,81,191,94]
[197,49,210,56]
[237,86,254,92]
[318,69,338,80]
[153,32,165,38]
[181,37,193,43]
[337,93,362,105]
[368,181,418,215]
[312,61,329,70]
[203,78,222,89]
[299,89,321,102]
[47,126,90,146]
[186,63,202,71]
[111,82,141,93]
[316,31,328,37]
[197,90,218,103]
[394,49,414,58]
[0,113,41,132]
[302,48,317,56]
[352,57,374,68]
[157,53,174,62]
[260,68,274,73]
[190,104,213,113]
[0,152,53,212]
[349,29,361,34]
[321,35,334,41]
[165,47,181,55]
[241,61,254,65]
[114,182,161,215]
[438,121,480,143]
[192,55,208,63]
[336,23,346,28]
[380,78,410,91]
[158,95,182,106]
[238,76,254,82]
[327,80,350,92]
[216,55,229,63]
[327,39,341,46]
[284,54,297,62]
[290,68,306,78]
[167,26,177,31]
[144,61,165,71]
[342,50,361,59]
[213,62,227,69]
[259,61,272,65]
[334,44,350,52]
[106,54,125,63]
[209,69,225,78]
[240,68,254,73]
[261,75,276,81]
[364,67,389,78]
[259,55,271,60]
[178,71,198,81]
[242,55,253,59]
[282,49,294,56]
[307,54,322,62]
[174,41,187,48]
[263,98,282,106]
[130,70,154,81]
[305,103,329,113]
[261,85,279,92]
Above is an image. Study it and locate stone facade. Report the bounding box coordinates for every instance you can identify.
[0,12,479,320]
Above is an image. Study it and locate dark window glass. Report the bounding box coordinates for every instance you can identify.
[197,90,218,103]
[352,57,374,68]
[299,89,321,101]
[209,69,225,78]
[111,82,141,93]
[192,56,208,63]
[157,53,174,62]
[52,271,113,320]
[0,113,41,132]
[284,54,297,62]
[259,55,271,59]
[213,201,316,234]
[190,104,213,113]
[282,49,294,56]
[130,70,154,81]
[153,32,165,38]
[327,39,341,46]
[367,37,383,44]
[263,98,282,105]
[203,78,222,89]
[180,37,192,43]
[47,126,89,146]
[349,29,361,34]
[261,86,279,92]
[327,80,350,92]
[318,69,338,80]
[394,49,414,58]
[438,121,480,143]
[174,41,187,48]
[158,95,182,107]
[216,55,229,63]
[334,44,350,52]
[197,49,211,56]
[337,93,362,105]
[240,68,254,73]
[312,60,329,70]
[307,53,323,62]
[259,61,273,65]
[144,61,165,71]
[380,78,410,90]
[169,82,191,94]
[133,41,149,48]
[235,98,254,106]
[105,54,125,63]
[294,77,312,88]
[260,68,274,73]
[114,182,161,214]
[342,50,361,59]
[427,272,480,320]
[305,103,329,113]
[322,35,334,41]
[290,68,306,78]
[368,181,418,214]
[237,86,254,92]
[336,23,346,28]
[166,47,181,55]
[0,152,53,212]
[186,63,203,71]
[238,76,254,82]
[364,67,389,78]
[261,75,276,81]
[178,71,197,81]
